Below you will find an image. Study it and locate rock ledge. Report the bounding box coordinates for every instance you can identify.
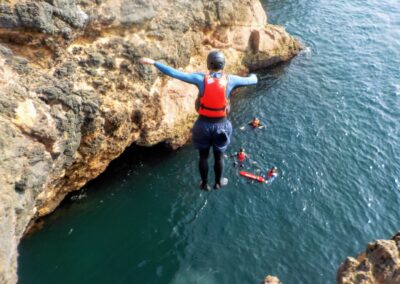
[337,232,400,284]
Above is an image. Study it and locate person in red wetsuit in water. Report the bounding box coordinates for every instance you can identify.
[266,166,278,180]
[231,148,247,168]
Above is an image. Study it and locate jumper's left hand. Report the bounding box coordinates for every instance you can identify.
[139,57,155,65]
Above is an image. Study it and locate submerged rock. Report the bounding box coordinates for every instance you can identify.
[0,0,301,283]
[337,232,400,284]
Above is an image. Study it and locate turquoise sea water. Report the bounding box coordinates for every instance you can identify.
[18,0,400,283]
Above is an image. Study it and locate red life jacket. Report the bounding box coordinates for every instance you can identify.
[198,74,228,118]
[237,152,246,162]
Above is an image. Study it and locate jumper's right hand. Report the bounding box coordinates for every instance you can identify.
[139,57,155,65]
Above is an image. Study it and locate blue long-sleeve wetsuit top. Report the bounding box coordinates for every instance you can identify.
[154,62,258,98]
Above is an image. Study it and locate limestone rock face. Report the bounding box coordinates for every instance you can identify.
[0,0,300,283]
[337,232,400,284]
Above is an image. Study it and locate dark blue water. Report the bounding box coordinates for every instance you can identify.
[18,0,400,283]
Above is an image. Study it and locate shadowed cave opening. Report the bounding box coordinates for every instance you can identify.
[26,141,175,236]
[64,141,175,204]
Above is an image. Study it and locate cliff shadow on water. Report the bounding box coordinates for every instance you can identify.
[23,142,175,237]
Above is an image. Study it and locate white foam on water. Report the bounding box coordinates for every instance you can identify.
[395,84,400,96]
[303,46,312,54]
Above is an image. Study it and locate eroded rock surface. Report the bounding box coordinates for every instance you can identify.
[337,232,400,284]
[0,0,301,282]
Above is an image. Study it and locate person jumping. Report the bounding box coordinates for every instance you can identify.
[139,51,258,190]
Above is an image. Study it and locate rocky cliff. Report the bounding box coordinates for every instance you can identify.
[0,0,300,282]
[337,232,400,284]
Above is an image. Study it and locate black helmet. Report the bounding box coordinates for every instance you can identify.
[207,51,225,70]
[239,147,245,152]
